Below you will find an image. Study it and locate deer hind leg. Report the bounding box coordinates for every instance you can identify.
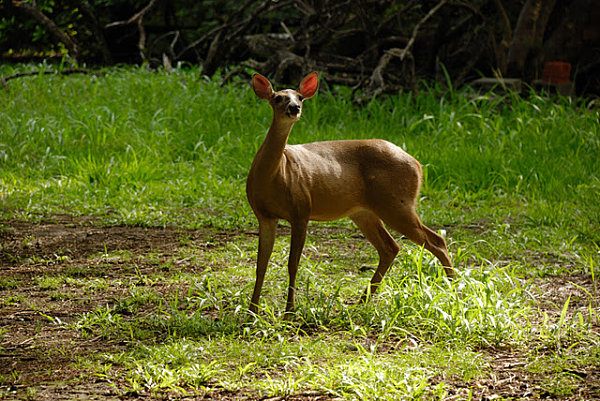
[351,211,400,302]
[379,206,454,277]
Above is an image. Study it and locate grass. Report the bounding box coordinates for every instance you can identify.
[1,65,598,243]
[1,64,599,399]
[28,231,589,399]
[68,241,507,398]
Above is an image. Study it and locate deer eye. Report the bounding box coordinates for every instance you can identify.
[274,95,283,103]
[298,95,304,101]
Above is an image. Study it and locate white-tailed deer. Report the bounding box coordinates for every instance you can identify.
[247,72,453,317]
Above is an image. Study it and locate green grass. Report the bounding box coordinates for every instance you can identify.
[1,65,598,244]
[69,239,511,398]
[52,232,596,398]
[1,64,599,399]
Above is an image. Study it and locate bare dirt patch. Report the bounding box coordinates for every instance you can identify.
[1,218,599,400]
[0,214,241,264]
[0,217,242,400]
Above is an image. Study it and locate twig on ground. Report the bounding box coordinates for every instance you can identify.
[1,69,100,92]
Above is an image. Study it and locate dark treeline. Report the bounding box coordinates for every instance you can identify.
[1,0,599,99]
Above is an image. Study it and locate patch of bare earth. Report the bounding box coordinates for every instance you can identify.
[0,216,243,400]
[1,217,599,400]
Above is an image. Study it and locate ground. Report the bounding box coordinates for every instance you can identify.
[0,216,598,400]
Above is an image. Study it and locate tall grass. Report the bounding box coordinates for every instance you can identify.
[1,65,598,242]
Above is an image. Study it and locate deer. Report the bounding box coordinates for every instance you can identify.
[246,72,454,318]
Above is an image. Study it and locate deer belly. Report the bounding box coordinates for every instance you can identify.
[308,191,365,221]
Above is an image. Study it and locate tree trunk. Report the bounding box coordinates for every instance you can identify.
[506,0,556,78]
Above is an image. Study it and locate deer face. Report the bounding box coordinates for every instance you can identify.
[252,72,319,122]
[270,89,305,120]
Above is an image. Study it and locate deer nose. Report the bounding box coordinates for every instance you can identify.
[288,104,300,115]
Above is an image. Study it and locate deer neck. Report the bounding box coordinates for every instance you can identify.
[251,116,295,177]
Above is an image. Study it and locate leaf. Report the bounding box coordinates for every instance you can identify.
[557,295,570,330]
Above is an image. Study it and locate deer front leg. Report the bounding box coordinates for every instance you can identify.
[284,220,308,319]
[249,218,278,314]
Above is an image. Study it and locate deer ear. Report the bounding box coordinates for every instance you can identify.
[299,72,318,99]
[252,74,274,100]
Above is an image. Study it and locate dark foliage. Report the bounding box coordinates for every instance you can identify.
[1,0,599,98]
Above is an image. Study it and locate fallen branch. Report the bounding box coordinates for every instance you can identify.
[356,0,447,104]
[202,0,295,76]
[176,0,258,61]
[177,0,294,73]
[104,0,159,29]
[356,49,415,104]
[1,69,98,92]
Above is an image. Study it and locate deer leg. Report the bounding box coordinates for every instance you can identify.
[351,211,400,302]
[421,224,455,277]
[284,220,308,319]
[249,217,278,314]
[382,208,454,277]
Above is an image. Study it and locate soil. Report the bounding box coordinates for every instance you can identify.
[1,216,599,400]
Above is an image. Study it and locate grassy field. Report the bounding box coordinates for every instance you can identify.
[1,65,599,400]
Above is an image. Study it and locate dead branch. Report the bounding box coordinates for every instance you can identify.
[105,0,159,61]
[104,0,159,29]
[1,69,97,92]
[399,0,449,61]
[357,49,415,103]
[176,0,260,61]
[369,49,401,96]
[355,0,446,104]
[202,0,295,76]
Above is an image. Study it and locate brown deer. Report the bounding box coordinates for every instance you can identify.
[246,72,453,317]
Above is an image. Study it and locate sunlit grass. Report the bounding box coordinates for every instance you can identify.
[59,234,524,397]
[5,222,595,398]
[61,234,598,398]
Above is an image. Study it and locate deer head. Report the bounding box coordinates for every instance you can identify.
[252,72,319,121]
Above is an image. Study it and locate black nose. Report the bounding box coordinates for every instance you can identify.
[288,104,300,115]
